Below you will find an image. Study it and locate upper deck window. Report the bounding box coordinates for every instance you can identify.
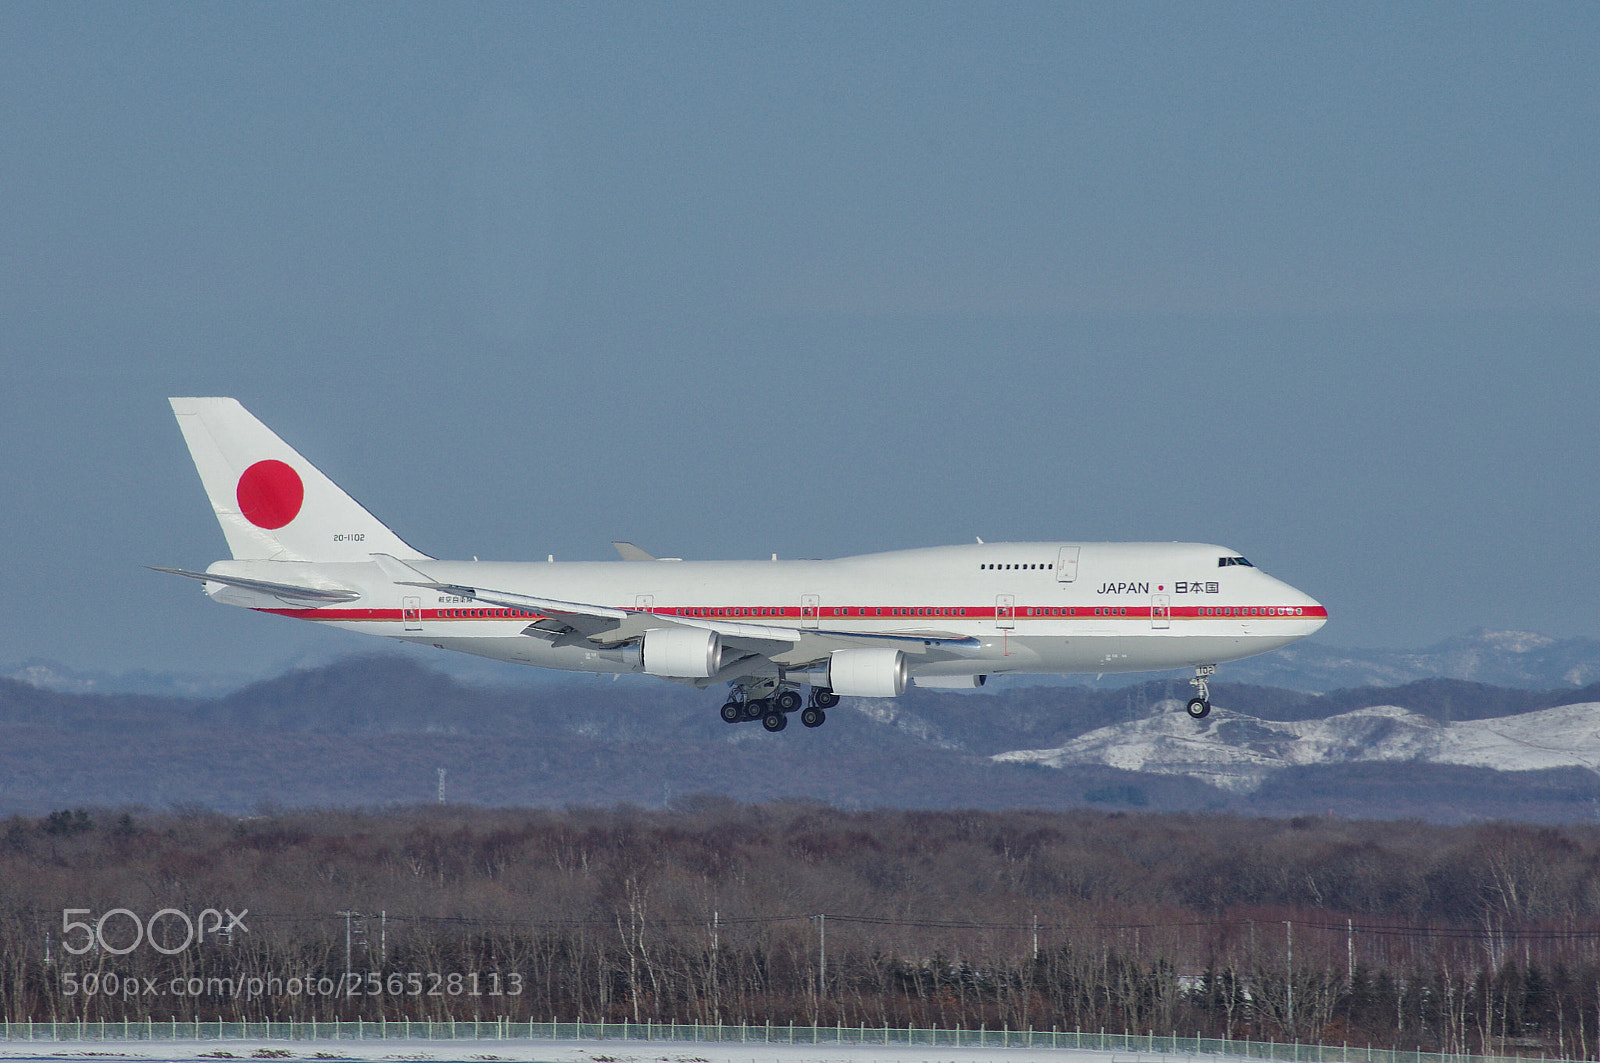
[1218,556,1254,567]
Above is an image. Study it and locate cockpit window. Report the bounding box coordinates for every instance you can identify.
[1217,556,1254,567]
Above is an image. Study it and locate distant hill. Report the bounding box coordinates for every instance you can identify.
[1222,628,1600,690]
[2,657,250,697]
[6,654,1600,822]
[13,628,1600,698]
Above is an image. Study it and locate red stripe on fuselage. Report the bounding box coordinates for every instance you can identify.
[259,604,1328,622]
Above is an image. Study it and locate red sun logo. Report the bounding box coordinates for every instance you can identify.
[236,460,304,529]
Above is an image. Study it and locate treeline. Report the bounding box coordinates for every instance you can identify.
[8,801,1600,1057]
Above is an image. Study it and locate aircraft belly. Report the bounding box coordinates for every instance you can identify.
[990,631,1307,674]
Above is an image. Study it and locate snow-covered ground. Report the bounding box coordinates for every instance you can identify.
[993,701,1600,793]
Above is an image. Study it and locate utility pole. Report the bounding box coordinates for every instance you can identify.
[437,768,446,804]
[1285,920,1294,1033]
[337,910,360,989]
[812,914,826,1002]
[1347,918,1354,985]
[710,910,720,1021]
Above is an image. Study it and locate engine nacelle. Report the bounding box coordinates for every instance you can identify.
[827,647,909,698]
[641,627,723,678]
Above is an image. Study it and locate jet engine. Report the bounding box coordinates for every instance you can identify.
[827,647,908,697]
[641,627,724,678]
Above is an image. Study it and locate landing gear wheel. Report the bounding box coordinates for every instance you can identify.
[720,701,743,724]
[745,697,772,721]
[762,711,788,732]
[775,689,803,713]
[800,706,826,728]
[813,690,840,709]
[1186,697,1211,720]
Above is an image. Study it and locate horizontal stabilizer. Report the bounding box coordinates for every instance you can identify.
[150,566,361,603]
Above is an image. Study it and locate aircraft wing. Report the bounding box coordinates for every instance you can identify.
[403,579,802,652]
[394,576,978,663]
[396,580,631,642]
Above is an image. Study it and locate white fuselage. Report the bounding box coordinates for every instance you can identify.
[203,541,1326,684]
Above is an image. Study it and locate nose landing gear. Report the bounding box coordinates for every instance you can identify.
[1187,664,1216,719]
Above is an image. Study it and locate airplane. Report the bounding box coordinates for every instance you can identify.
[158,398,1327,732]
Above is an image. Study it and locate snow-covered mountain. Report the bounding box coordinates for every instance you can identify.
[993,700,1600,793]
[1225,629,1600,690]
[0,658,250,698]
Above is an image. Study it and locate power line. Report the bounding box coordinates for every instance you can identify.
[19,903,1600,941]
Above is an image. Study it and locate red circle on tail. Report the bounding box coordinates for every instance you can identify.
[236,460,304,529]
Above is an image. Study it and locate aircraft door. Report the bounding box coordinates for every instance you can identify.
[995,594,1015,629]
[402,596,422,631]
[800,594,819,629]
[635,594,654,614]
[1151,594,1170,629]
[1055,546,1079,582]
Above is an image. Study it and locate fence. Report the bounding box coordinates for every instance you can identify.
[0,1018,1580,1063]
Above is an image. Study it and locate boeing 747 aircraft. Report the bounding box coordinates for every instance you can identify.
[159,398,1327,732]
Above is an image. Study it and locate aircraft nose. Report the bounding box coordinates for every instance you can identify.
[1269,572,1327,634]
[1291,586,1328,634]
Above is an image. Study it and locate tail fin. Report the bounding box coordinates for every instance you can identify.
[169,397,430,562]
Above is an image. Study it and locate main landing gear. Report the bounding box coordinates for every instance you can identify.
[720,683,839,732]
[1187,664,1217,719]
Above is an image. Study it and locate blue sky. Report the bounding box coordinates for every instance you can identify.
[2,3,1597,679]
